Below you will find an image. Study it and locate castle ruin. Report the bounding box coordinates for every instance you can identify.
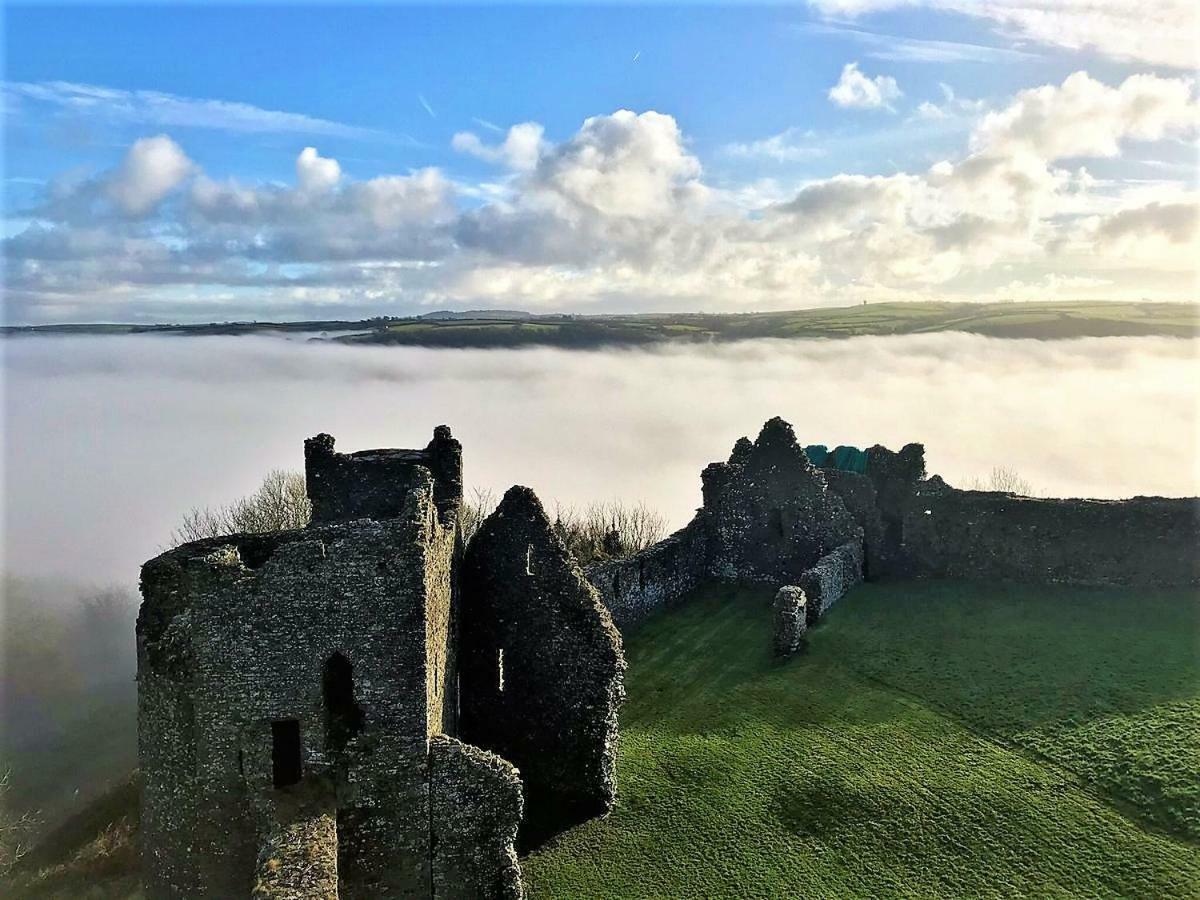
[138,416,1199,897]
[137,427,623,899]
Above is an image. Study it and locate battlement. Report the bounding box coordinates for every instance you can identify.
[304,424,463,527]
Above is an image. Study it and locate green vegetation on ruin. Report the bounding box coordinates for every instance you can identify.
[6,579,1198,898]
[5,300,1196,345]
[524,581,1200,898]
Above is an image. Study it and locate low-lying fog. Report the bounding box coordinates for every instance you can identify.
[4,332,1198,587]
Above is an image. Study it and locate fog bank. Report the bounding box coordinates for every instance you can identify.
[4,333,1197,585]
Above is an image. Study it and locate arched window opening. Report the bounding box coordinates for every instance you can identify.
[323,652,365,755]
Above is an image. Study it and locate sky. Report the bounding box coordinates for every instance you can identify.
[2,1,1198,323]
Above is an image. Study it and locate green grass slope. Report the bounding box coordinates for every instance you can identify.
[524,583,1200,898]
[7,580,1197,898]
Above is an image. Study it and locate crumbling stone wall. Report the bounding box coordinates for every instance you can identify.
[430,736,524,900]
[797,539,865,625]
[772,586,808,657]
[700,417,859,585]
[585,521,707,629]
[902,480,1200,587]
[459,486,625,846]
[251,778,338,900]
[822,470,887,577]
[305,425,462,526]
[139,476,452,898]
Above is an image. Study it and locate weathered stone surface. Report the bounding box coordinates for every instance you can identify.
[140,427,581,900]
[822,470,887,577]
[902,481,1200,587]
[700,417,860,586]
[586,522,706,630]
[772,586,807,657]
[139,473,452,898]
[304,425,462,526]
[251,778,339,900]
[460,486,625,846]
[797,539,864,625]
[430,736,524,900]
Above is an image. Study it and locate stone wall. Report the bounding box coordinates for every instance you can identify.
[305,426,462,526]
[822,470,886,577]
[459,486,625,847]
[585,521,707,630]
[902,480,1200,587]
[797,539,865,625]
[430,736,524,900]
[138,477,450,898]
[701,418,860,585]
[772,586,807,657]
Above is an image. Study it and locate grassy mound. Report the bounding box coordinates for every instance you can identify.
[524,582,1200,898]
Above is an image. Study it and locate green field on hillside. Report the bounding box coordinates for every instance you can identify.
[7,580,1198,898]
[6,301,1196,345]
[524,582,1200,898]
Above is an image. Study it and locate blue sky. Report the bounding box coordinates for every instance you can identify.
[3,2,1197,323]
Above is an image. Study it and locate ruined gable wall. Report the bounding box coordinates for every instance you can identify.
[138,475,448,899]
[701,418,859,585]
[585,520,707,630]
[459,486,625,844]
[902,482,1200,587]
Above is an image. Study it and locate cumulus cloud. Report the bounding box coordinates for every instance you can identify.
[452,122,545,171]
[5,71,1199,323]
[104,135,195,216]
[828,62,902,110]
[296,146,341,193]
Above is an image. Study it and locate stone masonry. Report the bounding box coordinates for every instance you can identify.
[137,427,624,899]
[460,487,625,848]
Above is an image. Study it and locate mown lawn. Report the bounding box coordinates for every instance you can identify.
[524,582,1200,898]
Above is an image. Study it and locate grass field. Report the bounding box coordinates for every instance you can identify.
[6,300,1196,344]
[7,580,1198,898]
[523,581,1200,898]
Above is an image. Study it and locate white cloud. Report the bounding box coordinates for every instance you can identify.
[105,135,194,216]
[972,72,1199,160]
[723,128,825,162]
[828,62,902,111]
[4,80,382,139]
[806,1,1198,69]
[296,147,341,194]
[452,122,546,171]
[7,72,1200,322]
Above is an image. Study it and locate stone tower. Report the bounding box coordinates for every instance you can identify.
[137,427,622,899]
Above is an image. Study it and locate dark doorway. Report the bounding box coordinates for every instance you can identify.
[272,719,302,787]
[323,652,365,754]
[768,507,785,539]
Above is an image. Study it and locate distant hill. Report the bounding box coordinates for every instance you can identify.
[418,309,534,321]
[4,301,1196,347]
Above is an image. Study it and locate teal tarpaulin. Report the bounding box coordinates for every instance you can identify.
[805,444,868,474]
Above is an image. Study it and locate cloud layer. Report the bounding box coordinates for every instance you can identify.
[807,0,1198,69]
[5,333,1196,584]
[4,71,1198,323]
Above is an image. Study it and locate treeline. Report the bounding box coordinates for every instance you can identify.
[174,472,666,567]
